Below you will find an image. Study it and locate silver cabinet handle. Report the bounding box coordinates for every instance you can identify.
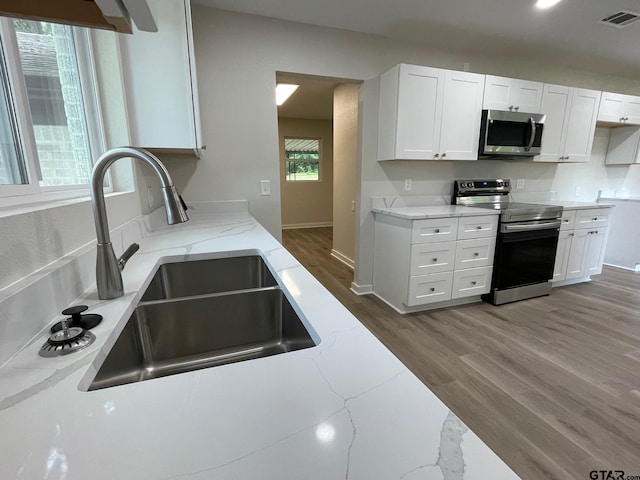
[515,106,519,111]
[592,217,597,221]
[441,153,446,158]
[476,225,482,229]
[434,228,440,233]
[569,233,574,236]
[471,281,477,285]
[432,258,438,262]
[509,105,514,111]
[565,156,570,160]
[474,252,479,256]
[434,153,439,158]
[430,288,435,292]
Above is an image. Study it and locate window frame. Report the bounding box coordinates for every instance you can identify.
[0,18,108,205]
[284,136,322,182]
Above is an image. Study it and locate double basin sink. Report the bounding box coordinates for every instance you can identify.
[89,255,317,391]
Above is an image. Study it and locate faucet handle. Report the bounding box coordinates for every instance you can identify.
[118,243,140,271]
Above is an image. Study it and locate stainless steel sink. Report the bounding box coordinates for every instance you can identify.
[89,256,317,391]
[141,255,277,301]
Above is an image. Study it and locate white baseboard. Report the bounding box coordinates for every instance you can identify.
[552,276,591,287]
[603,262,640,272]
[350,282,373,295]
[282,222,333,230]
[330,249,354,270]
[372,292,482,314]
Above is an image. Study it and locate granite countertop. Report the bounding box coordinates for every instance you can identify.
[0,210,519,480]
[372,205,501,220]
[526,200,615,210]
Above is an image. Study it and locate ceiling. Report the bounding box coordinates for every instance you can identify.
[195,0,640,76]
[276,74,340,120]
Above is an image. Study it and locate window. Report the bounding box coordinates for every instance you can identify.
[285,138,320,181]
[0,18,103,199]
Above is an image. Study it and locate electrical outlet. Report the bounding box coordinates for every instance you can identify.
[575,186,581,197]
[463,62,470,72]
[404,178,412,191]
[635,263,640,273]
[516,179,525,189]
[260,180,271,196]
[351,200,356,212]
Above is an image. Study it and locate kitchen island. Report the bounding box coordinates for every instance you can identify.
[0,206,519,479]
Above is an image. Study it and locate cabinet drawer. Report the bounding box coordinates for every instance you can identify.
[575,208,610,229]
[454,238,496,270]
[410,242,456,275]
[407,272,453,306]
[457,215,499,239]
[411,218,458,244]
[559,210,576,231]
[452,266,493,299]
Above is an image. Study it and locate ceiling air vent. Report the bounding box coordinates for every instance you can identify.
[600,10,640,28]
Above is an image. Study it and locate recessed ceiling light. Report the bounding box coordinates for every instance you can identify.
[276,84,299,106]
[536,0,562,9]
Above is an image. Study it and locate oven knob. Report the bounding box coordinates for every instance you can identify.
[504,181,510,187]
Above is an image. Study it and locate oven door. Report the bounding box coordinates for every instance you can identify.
[491,222,560,290]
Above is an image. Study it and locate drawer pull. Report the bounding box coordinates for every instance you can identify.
[476,225,482,229]
[592,217,597,221]
[473,252,479,257]
[430,288,435,292]
[563,219,569,223]
[471,281,477,285]
[432,258,438,262]
[434,228,440,233]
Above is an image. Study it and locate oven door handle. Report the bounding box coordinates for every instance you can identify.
[525,116,536,152]
[501,220,561,233]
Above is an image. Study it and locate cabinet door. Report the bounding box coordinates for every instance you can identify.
[536,84,570,162]
[598,92,625,123]
[410,242,456,276]
[438,71,485,161]
[562,89,601,163]
[509,79,543,113]
[407,272,453,306]
[395,65,443,160]
[623,95,640,125]
[452,266,492,299]
[457,215,499,240]
[483,75,511,110]
[411,218,458,244]
[119,0,201,152]
[565,230,588,279]
[552,230,571,282]
[575,209,610,229]
[584,229,607,276]
[454,238,496,270]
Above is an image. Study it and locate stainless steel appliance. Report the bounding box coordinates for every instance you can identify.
[479,110,546,158]
[453,179,562,305]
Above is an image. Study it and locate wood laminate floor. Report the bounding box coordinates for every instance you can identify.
[282,227,640,480]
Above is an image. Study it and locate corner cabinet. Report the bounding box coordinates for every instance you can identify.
[552,208,610,284]
[482,75,543,113]
[605,126,640,165]
[373,213,498,313]
[119,0,203,156]
[377,64,485,161]
[535,85,601,163]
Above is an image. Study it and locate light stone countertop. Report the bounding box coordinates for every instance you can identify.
[372,205,501,220]
[0,210,519,480]
[526,200,615,210]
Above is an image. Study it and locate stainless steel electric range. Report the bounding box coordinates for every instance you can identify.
[453,179,563,305]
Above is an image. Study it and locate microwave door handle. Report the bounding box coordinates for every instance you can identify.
[525,117,536,152]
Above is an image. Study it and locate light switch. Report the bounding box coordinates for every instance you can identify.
[516,179,525,189]
[260,180,271,196]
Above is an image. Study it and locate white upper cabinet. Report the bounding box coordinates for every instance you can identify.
[536,85,601,163]
[378,64,485,161]
[483,75,543,113]
[119,0,203,155]
[605,126,640,165]
[597,92,640,124]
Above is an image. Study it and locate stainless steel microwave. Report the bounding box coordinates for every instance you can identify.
[478,109,546,158]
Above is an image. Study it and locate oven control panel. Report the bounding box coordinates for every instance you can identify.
[454,179,511,193]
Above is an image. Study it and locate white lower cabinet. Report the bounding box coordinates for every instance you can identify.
[552,208,610,284]
[373,213,498,313]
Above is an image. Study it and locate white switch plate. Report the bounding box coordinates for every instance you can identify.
[516,179,525,189]
[575,186,581,197]
[260,180,271,196]
[404,178,412,191]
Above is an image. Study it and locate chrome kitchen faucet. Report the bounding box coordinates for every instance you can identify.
[90,147,189,300]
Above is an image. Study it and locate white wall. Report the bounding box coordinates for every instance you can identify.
[182,6,640,287]
[279,118,333,228]
[333,84,359,265]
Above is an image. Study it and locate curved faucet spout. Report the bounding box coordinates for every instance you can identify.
[90,147,189,299]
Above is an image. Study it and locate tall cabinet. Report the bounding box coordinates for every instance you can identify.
[377,64,485,161]
[119,0,203,156]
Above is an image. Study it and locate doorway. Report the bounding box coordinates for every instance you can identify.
[276,72,360,270]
